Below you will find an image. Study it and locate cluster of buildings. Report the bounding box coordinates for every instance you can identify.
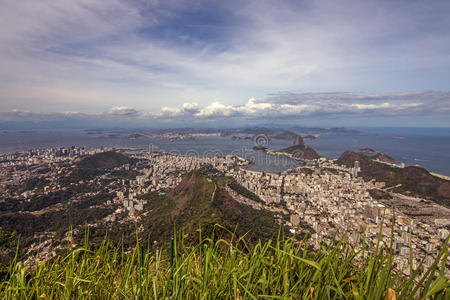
[1,146,100,164]
[107,152,248,217]
[1,146,448,276]
[222,157,449,276]
[0,147,114,201]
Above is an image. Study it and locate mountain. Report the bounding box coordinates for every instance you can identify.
[373,152,396,164]
[59,151,135,184]
[277,135,320,160]
[265,130,298,140]
[220,128,298,140]
[356,149,396,164]
[77,151,132,169]
[337,150,450,206]
[337,150,369,169]
[293,135,305,147]
[139,169,285,245]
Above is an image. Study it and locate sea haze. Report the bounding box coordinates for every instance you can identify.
[0,127,449,176]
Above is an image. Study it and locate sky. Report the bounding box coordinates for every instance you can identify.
[0,0,450,128]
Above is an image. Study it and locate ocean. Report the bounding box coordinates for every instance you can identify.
[0,127,449,176]
[307,127,450,177]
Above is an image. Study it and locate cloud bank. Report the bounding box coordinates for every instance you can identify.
[1,91,449,127]
[139,91,449,121]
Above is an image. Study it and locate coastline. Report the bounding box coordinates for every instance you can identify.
[430,172,450,181]
[1,130,450,177]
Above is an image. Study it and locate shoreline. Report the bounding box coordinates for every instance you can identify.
[430,172,450,181]
[1,137,450,178]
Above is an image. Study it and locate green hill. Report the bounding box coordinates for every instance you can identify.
[59,151,134,184]
[137,170,285,246]
[77,151,132,169]
[337,150,450,206]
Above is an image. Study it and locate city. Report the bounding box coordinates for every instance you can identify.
[1,146,448,277]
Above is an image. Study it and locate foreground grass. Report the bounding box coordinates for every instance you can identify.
[1,226,448,299]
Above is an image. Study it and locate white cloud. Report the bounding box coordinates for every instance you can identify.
[350,102,392,110]
[195,102,236,118]
[237,98,273,115]
[1,91,449,127]
[155,106,184,118]
[278,104,319,115]
[182,102,200,113]
[150,91,450,120]
[107,106,140,116]
[0,110,91,122]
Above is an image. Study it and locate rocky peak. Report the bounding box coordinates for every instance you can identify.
[293,135,305,148]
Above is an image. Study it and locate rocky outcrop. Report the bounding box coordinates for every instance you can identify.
[293,135,306,147]
[278,135,320,160]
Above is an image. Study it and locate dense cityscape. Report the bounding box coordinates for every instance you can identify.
[1,143,448,277]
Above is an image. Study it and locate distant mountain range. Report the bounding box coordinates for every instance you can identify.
[80,126,362,139]
[220,126,362,139]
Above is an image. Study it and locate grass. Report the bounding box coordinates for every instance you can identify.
[1,225,448,299]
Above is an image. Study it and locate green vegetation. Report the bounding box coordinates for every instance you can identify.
[338,151,450,207]
[135,170,283,247]
[19,177,50,193]
[77,151,132,169]
[0,192,114,255]
[373,152,396,164]
[59,166,104,183]
[60,151,135,184]
[0,227,17,280]
[0,190,74,213]
[59,169,285,254]
[0,168,284,267]
[1,226,448,299]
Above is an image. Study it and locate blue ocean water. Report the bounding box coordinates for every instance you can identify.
[0,127,449,176]
[0,130,300,174]
[307,127,450,176]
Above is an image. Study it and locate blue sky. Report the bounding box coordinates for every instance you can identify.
[0,0,449,127]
